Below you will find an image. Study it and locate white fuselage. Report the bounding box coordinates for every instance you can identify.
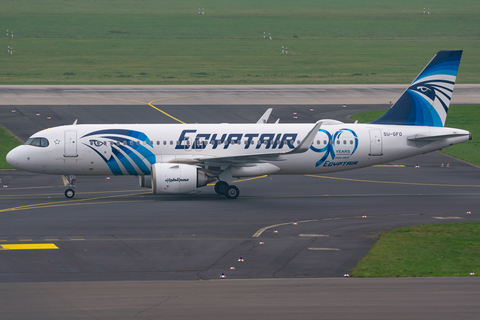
[6,122,471,176]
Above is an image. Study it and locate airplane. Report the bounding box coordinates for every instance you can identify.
[6,50,471,199]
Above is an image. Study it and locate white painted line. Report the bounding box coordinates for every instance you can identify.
[252,219,318,238]
[432,217,465,220]
[299,234,329,237]
[63,89,327,92]
[308,247,340,251]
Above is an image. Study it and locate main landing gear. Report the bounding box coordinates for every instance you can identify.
[214,181,240,199]
[64,175,76,198]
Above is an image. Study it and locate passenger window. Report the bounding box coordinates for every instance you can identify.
[336,140,340,145]
[350,140,353,145]
[170,141,173,145]
[324,140,327,145]
[343,140,346,145]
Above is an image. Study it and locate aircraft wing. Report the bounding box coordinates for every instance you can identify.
[170,120,323,168]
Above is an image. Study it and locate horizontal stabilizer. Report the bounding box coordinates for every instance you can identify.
[407,132,470,141]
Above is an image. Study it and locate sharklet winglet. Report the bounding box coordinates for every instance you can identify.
[287,121,323,154]
[256,108,273,124]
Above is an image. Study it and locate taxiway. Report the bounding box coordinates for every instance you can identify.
[1,86,479,319]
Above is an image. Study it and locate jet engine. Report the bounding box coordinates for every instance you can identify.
[151,163,214,194]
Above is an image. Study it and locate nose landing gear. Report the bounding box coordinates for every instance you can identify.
[65,188,75,198]
[63,175,76,198]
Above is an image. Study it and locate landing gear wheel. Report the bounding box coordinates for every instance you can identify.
[214,181,229,195]
[65,188,75,198]
[225,185,240,199]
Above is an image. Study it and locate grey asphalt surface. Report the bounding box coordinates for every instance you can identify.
[1,151,479,283]
[1,89,480,319]
[1,278,479,320]
[1,84,480,105]
[1,103,389,141]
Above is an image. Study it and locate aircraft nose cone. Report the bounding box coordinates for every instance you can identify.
[6,148,19,167]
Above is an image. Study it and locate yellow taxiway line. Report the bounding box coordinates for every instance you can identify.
[305,174,480,187]
[207,175,268,186]
[0,243,58,250]
[0,192,150,213]
[74,93,226,124]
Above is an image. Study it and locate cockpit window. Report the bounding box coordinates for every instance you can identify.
[24,138,49,147]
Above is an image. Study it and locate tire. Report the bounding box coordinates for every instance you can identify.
[65,189,75,198]
[214,181,229,195]
[225,185,240,199]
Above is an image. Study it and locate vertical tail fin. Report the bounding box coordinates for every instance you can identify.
[371,50,462,127]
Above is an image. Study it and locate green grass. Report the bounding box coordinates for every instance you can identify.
[442,105,480,166]
[0,126,22,170]
[1,0,480,84]
[350,105,480,166]
[2,39,479,84]
[351,222,480,277]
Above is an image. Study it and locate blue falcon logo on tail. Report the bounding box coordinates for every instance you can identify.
[371,50,462,127]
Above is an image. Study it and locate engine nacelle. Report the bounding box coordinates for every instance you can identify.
[151,163,213,194]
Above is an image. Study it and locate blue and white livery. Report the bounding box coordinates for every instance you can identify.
[371,50,462,127]
[6,51,471,199]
